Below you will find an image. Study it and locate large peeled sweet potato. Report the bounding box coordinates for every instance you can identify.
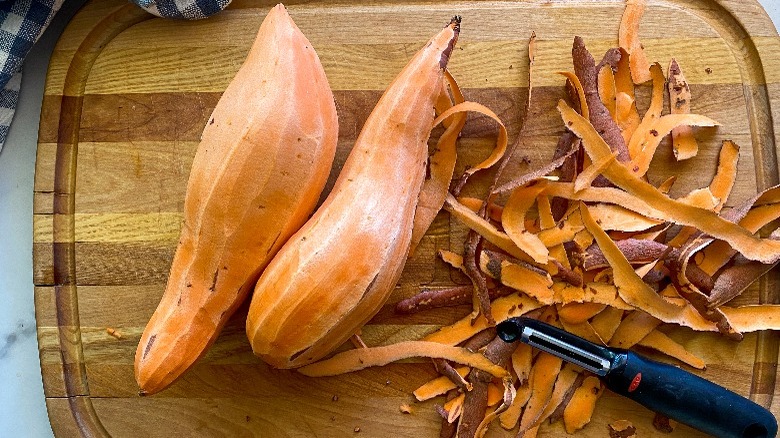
[135,4,338,394]
[246,17,462,368]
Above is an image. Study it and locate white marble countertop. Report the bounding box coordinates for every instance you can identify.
[1,1,778,437]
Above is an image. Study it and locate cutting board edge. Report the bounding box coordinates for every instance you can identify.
[31,0,780,436]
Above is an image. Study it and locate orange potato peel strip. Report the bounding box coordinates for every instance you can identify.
[668,59,699,161]
[445,193,548,264]
[298,341,509,378]
[574,151,618,192]
[630,113,720,177]
[445,393,465,424]
[614,48,640,145]
[410,71,466,254]
[438,249,464,271]
[480,252,554,305]
[627,62,666,158]
[537,195,556,230]
[554,282,633,310]
[559,71,589,119]
[413,366,470,401]
[563,376,604,433]
[487,382,505,407]
[590,306,625,343]
[503,185,550,263]
[457,102,508,178]
[425,293,542,345]
[499,381,531,430]
[511,343,533,384]
[586,203,662,232]
[559,100,780,264]
[658,175,677,194]
[598,65,617,121]
[538,224,583,248]
[676,188,720,211]
[558,302,607,325]
[637,330,706,369]
[608,310,662,349]
[518,352,563,433]
[619,0,652,84]
[709,140,740,212]
[723,305,780,332]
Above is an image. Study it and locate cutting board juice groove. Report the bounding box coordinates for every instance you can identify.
[33,0,780,435]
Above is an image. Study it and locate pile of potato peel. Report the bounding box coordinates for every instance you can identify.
[131,0,780,435]
[301,1,780,437]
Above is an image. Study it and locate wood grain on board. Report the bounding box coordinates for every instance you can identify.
[32,0,780,436]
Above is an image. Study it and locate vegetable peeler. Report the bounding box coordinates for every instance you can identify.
[496,316,778,438]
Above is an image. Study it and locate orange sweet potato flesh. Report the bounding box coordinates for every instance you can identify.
[134,5,338,394]
[246,18,461,368]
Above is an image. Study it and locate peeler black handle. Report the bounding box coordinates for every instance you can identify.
[497,317,778,438]
[604,350,777,438]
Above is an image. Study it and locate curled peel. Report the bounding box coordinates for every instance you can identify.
[298,341,509,378]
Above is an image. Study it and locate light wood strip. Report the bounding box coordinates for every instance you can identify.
[46,38,744,95]
[34,213,182,244]
[754,36,780,83]
[85,4,725,49]
[47,2,732,53]
[38,133,757,215]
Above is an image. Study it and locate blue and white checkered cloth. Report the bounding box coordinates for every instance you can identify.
[0,0,231,152]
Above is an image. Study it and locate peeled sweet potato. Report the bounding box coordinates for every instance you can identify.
[134,5,338,394]
[246,17,461,368]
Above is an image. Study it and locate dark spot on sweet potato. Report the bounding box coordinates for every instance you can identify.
[143,335,157,359]
[209,269,219,292]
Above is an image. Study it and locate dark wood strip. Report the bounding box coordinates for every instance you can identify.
[74,241,175,286]
[38,84,748,143]
[53,242,76,286]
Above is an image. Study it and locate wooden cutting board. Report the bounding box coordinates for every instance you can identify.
[32,0,780,436]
